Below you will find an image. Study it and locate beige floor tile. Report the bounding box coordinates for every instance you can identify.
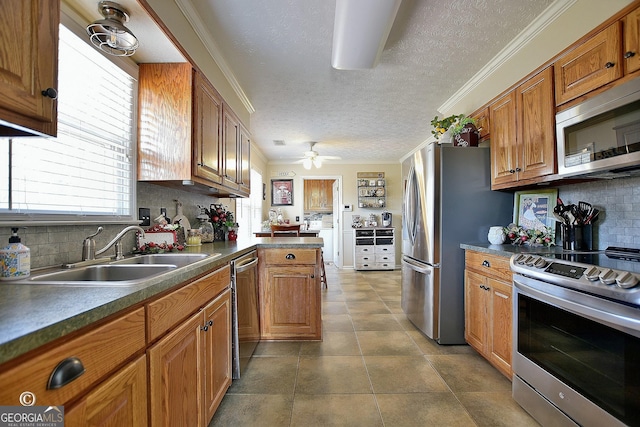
[342,290,381,301]
[376,393,476,426]
[364,355,449,393]
[290,394,383,427]
[323,301,349,315]
[208,394,292,426]
[253,341,301,356]
[383,299,404,314]
[427,353,512,392]
[227,356,298,395]
[296,356,372,394]
[457,391,541,427]
[351,313,403,331]
[300,331,361,356]
[356,330,423,356]
[322,314,355,332]
[406,329,475,355]
[346,300,391,314]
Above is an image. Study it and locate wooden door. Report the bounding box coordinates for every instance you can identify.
[517,66,556,181]
[554,23,622,105]
[238,124,251,195]
[624,6,640,75]
[65,356,147,427]
[262,266,320,339]
[464,270,488,354]
[471,106,490,142]
[203,289,232,422]
[0,0,58,136]
[488,278,512,378]
[193,71,223,184]
[148,311,202,427]
[489,91,518,187]
[222,107,240,190]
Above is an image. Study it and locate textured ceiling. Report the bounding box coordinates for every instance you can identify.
[65,0,555,165]
[183,0,555,164]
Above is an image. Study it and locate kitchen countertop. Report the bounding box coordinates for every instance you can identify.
[0,237,323,365]
[460,242,570,257]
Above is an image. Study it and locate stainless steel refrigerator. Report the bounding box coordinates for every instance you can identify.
[401,143,512,344]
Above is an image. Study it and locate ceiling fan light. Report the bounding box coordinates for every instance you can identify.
[331,0,402,70]
[313,158,322,168]
[303,158,313,169]
[86,1,139,57]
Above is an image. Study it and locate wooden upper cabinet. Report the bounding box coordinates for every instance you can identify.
[0,0,59,137]
[238,124,251,195]
[516,66,556,181]
[193,71,223,185]
[489,91,517,187]
[471,106,490,142]
[304,180,333,212]
[554,23,622,105]
[624,6,640,75]
[222,107,240,190]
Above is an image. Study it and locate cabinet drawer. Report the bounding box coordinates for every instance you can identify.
[262,249,317,266]
[355,254,374,263]
[375,254,394,263]
[465,251,512,283]
[147,265,230,342]
[374,246,394,254]
[355,246,374,254]
[0,307,145,407]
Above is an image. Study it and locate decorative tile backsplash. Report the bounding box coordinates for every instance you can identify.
[557,175,640,250]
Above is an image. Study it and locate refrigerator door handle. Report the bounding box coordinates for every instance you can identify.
[404,165,418,245]
[402,256,435,274]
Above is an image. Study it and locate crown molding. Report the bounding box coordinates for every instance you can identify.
[175,0,255,114]
[438,0,577,114]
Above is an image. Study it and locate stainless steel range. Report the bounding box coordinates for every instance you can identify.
[510,248,640,427]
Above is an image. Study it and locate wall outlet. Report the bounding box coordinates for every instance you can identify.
[343,204,353,211]
[296,216,300,222]
[139,207,151,226]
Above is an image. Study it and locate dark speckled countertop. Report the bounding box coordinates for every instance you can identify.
[0,237,323,365]
[460,242,568,258]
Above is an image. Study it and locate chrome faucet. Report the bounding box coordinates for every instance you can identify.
[82,225,145,261]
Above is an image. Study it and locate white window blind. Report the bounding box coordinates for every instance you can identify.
[0,24,136,219]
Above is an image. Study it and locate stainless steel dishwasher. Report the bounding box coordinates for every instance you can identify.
[231,250,259,379]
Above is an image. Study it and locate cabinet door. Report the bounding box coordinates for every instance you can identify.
[516,66,556,180]
[203,289,232,422]
[148,311,202,427]
[624,6,640,75]
[464,270,488,353]
[65,355,147,427]
[554,23,622,105]
[262,266,320,339]
[471,106,490,142]
[222,107,240,190]
[238,124,251,195]
[0,0,58,136]
[488,278,512,378]
[193,71,223,184]
[489,91,518,187]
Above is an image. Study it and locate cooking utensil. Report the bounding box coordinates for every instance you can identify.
[584,208,600,224]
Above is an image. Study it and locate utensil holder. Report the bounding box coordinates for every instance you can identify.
[557,223,592,251]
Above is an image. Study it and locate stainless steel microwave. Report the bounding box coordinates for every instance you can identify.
[556,77,640,178]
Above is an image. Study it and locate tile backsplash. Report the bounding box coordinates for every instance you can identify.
[557,175,640,250]
[0,182,232,269]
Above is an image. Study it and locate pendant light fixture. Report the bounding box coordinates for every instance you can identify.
[86,1,139,57]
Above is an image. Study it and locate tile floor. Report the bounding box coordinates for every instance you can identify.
[209,266,539,426]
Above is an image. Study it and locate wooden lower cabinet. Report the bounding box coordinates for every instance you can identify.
[464,251,513,379]
[65,355,148,427]
[258,248,322,340]
[148,288,231,427]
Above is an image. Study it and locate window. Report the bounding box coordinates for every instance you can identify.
[237,169,263,239]
[0,23,137,221]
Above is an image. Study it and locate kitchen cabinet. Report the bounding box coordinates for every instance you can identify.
[0,0,58,137]
[65,355,147,427]
[147,266,231,426]
[138,63,250,197]
[470,106,490,143]
[258,248,322,340]
[353,228,395,271]
[304,179,334,212]
[624,6,640,75]
[464,250,513,379]
[490,66,555,189]
[555,23,622,106]
[239,123,251,195]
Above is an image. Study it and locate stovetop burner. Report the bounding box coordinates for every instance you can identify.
[510,247,640,308]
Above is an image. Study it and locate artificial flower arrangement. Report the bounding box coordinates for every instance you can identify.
[208,204,235,229]
[430,114,477,140]
[503,223,556,247]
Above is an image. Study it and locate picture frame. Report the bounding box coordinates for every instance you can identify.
[513,189,558,233]
[271,179,294,206]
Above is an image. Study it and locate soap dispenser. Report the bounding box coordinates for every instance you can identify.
[0,228,31,281]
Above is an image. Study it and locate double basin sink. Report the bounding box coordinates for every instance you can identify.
[21,253,220,286]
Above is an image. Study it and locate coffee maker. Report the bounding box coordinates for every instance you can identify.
[382,211,392,227]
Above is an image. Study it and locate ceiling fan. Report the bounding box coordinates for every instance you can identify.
[298,142,340,169]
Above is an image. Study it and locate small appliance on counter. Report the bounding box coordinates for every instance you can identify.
[382,211,392,227]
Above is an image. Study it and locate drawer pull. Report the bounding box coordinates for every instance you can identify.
[481,260,491,268]
[41,87,58,99]
[285,253,296,260]
[48,357,85,389]
[495,291,509,299]
[625,51,636,59]
[605,61,615,68]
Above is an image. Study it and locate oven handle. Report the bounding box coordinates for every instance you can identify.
[514,275,640,338]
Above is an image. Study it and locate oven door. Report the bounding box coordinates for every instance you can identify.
[513,274,640,427]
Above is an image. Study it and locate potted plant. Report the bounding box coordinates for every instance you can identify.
[431,114,462,140]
